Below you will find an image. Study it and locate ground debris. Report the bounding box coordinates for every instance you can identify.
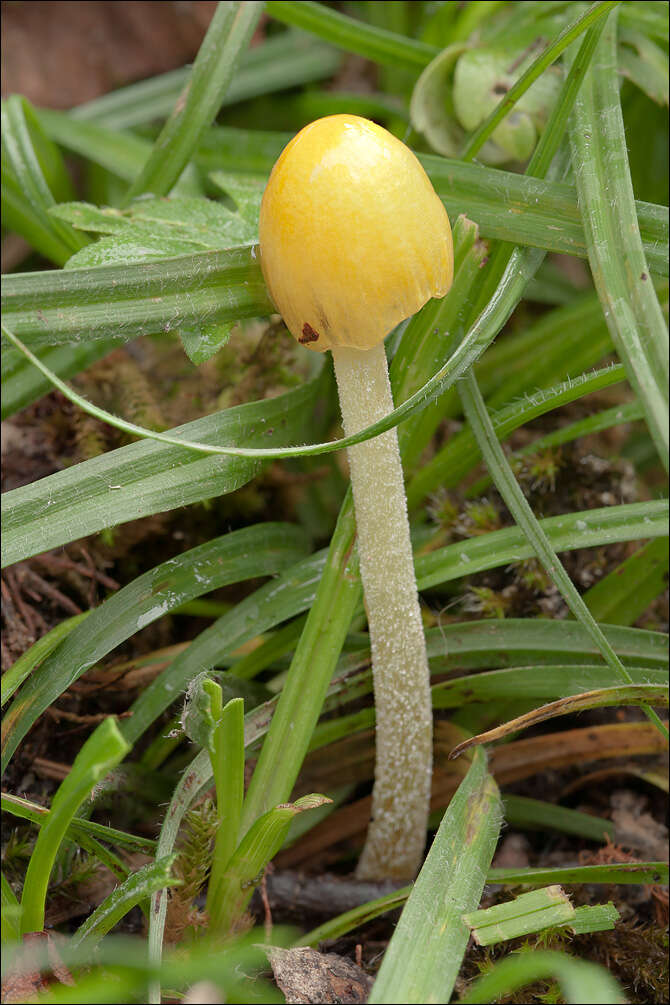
[609,790,669,860]
[267,946,373,1005]
[182,981,224,1004]
[1,932,74,1004]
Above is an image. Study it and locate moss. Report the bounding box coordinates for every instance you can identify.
[459,920,669,1004]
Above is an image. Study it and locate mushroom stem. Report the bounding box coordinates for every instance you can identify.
[332,342,432,881]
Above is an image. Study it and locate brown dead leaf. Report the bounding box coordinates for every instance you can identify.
[1,1,218,109]
[279,720,667,870]
[267,947,373,1005]
[448,688,669,760]
[486,719,668,784]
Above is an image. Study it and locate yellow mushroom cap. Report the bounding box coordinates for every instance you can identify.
[259,114,453,352]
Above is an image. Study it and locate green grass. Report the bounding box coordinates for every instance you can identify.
[1,2,668,1003]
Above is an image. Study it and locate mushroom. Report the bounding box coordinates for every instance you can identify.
[259,114,453,880]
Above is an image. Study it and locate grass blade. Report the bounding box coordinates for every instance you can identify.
[568,10,669,470]
[266,1,438,70]
[71,30,342,131]
[457,369,668,740]
[407,362,626,508]
[19,718,130,934]
[147,699,297,1003]
[566,902,620,935]
[128,551,668,755]
[432,666,667,710]
[147,749,212,1005]
[0,249,546,472]
[1,612,89,706]
[1,791,157,853]
[122,501,668,752]
[462,886,576,946]
[415,498,668,591]
[210,794,330,934]
[409,286,624,488]
[392,215,489,469]
[296,859,664,951]
[240,501,361,829]
[37,108,152,183]
[1,873,21,943]
[460,949,625,1004]
[421,620,668,672]
[1,339,122,420]
[1,376,321,568]
[1,524,309,773]
[619,1,669,42]
[449,684,669,757]
[583,537,670,625]
[1,247,271,348]
[124,1,263,202]
[71,857,178,952]
[314,664,669,751]
[31,110,668,271]
[488,862,668,885]
[1,96,87,265]
[465,400,646,499]
[295,887,410,948]
[122,551,331,747]
[203,693,246,929]
[462,1,618,160]
[368,748,501,1004]
[3,323,341,463]
[502,795,614,843]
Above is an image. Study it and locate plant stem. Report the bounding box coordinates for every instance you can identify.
[332,342,432,880]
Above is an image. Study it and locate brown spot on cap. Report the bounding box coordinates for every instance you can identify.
[299,323,320,344]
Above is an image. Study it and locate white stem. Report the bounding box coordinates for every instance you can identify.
[332,343,432,880]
